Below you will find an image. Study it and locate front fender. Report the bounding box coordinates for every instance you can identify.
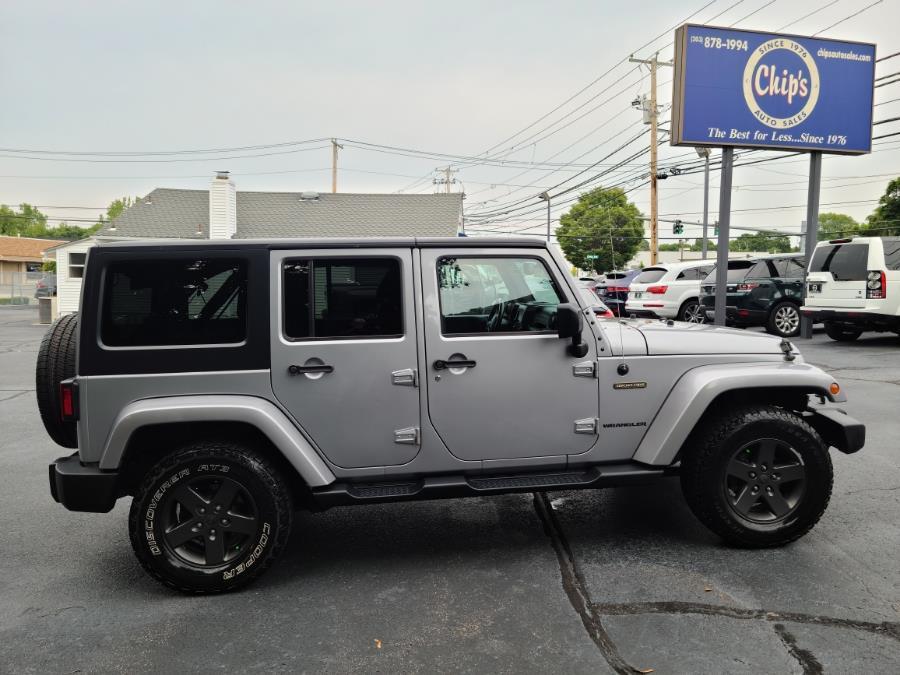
[98,395,335,487]
[634,362,843,466]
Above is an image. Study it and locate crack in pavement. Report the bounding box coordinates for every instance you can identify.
[773,623,824,674]
[532,492,635,674]
[591,601,900,641]
[532,493,900,673]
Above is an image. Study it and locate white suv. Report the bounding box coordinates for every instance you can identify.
[625,260,715,322]
[802,236,900,341]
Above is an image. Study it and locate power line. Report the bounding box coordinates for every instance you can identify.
[0,138,330,157]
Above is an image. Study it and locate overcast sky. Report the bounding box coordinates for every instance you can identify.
[1,0,898,243]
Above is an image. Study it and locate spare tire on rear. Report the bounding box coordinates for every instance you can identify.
[36,313,79,448]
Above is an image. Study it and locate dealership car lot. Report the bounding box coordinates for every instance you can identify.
[1,306,898,672]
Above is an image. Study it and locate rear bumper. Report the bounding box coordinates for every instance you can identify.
[49,454,119,513]
[701,304,767,325]
[801,308,899,329]
[805,407,865,455]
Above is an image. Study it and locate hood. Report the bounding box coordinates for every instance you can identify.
[630,319,788,356]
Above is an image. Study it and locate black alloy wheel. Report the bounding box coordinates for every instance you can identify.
[723,438,806,523]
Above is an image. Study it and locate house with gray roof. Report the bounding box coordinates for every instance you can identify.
[98,171,463,240]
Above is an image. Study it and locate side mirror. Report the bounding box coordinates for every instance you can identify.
[556,303,589,357]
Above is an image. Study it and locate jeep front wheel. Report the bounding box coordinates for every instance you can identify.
[128,441,292,593]
[680,405,833,547]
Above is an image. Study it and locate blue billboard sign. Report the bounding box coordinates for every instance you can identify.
[671,25,876,154]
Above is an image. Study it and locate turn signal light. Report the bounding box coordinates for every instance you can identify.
[829,382,841,396]
[647,285,668,294]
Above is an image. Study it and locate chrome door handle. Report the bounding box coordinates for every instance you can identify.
[433,359,476,370]
[288,364,334,375]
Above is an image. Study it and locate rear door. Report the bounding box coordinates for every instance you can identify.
[806,242,870,308]
[270,249,421,469]
[420,248,599,462]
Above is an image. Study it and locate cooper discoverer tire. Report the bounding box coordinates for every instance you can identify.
[680,405,833,548]
[128,441,293,594]
[35,313,78,448]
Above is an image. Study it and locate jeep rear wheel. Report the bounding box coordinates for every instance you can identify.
[128,441,292,593]
[35,313,78,448]
[824,322,863,342]
[680,405,832,547]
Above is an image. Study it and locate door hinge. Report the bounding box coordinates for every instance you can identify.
[391,368,418,387]
[394,427,420,445]
[572,361,597,378]
[574,418,598,434]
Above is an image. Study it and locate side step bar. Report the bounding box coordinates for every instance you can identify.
[310,462,676,509]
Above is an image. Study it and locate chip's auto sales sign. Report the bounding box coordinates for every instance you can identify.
[671,25,876,154]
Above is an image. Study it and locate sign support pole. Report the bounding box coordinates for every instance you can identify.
[714,147,734,327]
[701,151,710,259]
[800,151,822,339]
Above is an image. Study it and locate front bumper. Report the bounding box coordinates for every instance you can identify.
[805,407,865,455]
[49,454,119,513]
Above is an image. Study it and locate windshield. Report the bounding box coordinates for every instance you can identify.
[809,243,869,281]
[702,261,754,284]
[634,268,667,284]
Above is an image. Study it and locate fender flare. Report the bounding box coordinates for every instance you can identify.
[98,395,335,487]
[633,362,843,466]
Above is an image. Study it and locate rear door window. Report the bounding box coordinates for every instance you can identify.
[283,258,403,339]
[809,244,869,281]
[101,258,247,347]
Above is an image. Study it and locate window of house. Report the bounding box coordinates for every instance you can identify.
[101,258,247,347]
[438,257,563,335]
[68,252,87,279]
[283,258,403,339]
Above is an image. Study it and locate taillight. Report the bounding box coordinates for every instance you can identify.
[59,381,78,421]
[866,270,886,299]
[647,285,668,294]
[737,282,759,291]
[606,286,629,293]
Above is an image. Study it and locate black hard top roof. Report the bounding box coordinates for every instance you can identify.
[95,236,547,251]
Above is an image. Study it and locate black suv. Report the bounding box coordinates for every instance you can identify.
[700,254,806,337]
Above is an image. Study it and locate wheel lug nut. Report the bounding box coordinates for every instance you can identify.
[221,518,230,526]
[198,508,206,514]
[749,472,757,479]
[761,464,767,472]
[751,486,759,494]
[215,505,222,512]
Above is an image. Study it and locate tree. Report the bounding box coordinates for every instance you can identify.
[729,231,792,253]
[816,212,858,240]
[862,177,900,236]
[556,187,644,274]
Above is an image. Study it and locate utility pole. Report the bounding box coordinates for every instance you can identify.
[433,167,459,193]
[331,138,343,193]
[695,147,711,259]
[538,192,551,242]
[630,53,673,266]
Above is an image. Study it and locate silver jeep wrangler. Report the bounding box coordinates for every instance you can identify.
[38,237,865,593]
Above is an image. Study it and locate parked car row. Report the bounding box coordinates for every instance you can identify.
[576,236,900,341]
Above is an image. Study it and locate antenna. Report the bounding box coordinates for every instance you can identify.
[609,230,629,373]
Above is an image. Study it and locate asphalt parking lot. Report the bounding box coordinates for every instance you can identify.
[1,306,898,673]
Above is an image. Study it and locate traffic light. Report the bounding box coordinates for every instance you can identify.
[672,219,683,235]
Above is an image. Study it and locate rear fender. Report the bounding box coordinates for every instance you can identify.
[634,362,843,466]
[98,395,335,487]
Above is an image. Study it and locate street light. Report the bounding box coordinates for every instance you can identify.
[537,191,551,242]
[695,147,711,259]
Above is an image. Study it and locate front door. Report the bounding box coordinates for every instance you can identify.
[420,248,599,462]
[270,249,420,469]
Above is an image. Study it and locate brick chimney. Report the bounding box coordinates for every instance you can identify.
[209,170,236,239]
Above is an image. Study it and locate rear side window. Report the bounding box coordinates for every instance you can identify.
[774,257,806,277]
[883,238,900,270]
[810,244,869,281]
[635,268,667,283]
[101,258,247,347]
[704,261,754,283]
[283,258,403,340]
